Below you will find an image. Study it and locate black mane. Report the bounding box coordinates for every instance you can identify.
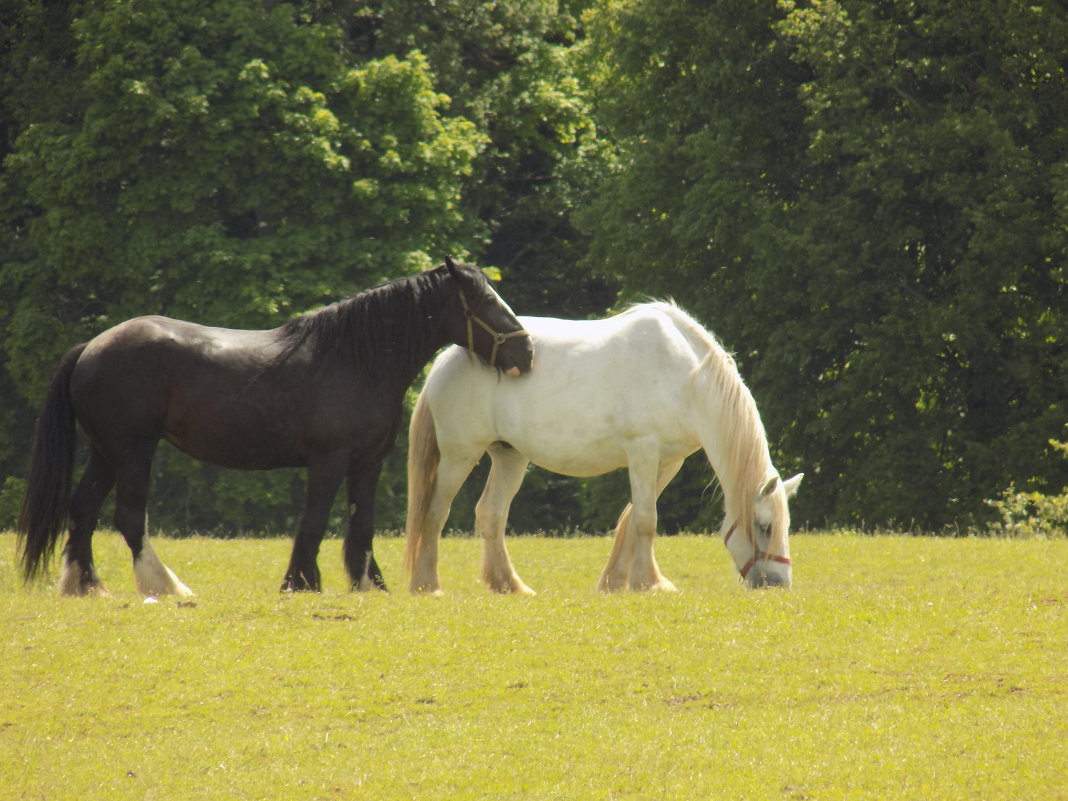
[275,267,451,377]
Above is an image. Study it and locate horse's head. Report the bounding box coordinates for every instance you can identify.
[724,472,803,589]
[444,256,534,376]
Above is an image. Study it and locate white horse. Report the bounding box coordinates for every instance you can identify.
[405,302,803,594]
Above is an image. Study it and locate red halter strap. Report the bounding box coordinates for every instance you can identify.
[457,288,529,369]
[723,522,792,581]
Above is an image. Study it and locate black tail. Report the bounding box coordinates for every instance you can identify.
[17,344,86,581]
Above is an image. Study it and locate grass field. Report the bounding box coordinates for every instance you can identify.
[1,531,1065,800]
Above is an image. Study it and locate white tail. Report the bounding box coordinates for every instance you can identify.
[597,502,634,591]
[404,391,441,575]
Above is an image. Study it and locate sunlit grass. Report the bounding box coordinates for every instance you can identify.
[2,532,1065,800]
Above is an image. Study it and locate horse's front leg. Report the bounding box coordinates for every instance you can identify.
[282,459,345,592]
[344,462,387,591]
[476,443,535,594]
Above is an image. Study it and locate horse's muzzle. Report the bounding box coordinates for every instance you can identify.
[498,335,534,376]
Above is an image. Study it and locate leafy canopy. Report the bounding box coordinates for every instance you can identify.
[580,0,1068,528]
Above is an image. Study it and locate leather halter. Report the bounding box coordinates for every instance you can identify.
[723,522,792,582]
[457,288,529,369]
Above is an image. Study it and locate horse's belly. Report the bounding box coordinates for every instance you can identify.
[531,456,625,478]
[165,425,304,470]
[512,433,628,478]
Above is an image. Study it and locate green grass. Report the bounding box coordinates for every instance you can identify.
[1,531,1065,800]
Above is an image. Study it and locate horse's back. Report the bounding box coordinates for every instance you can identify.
[69,316,285,452]
[426,305,706,413]
[74,316,270,392]
[527,305,708,369]
[423,305,706,475]
[82,315,276,359]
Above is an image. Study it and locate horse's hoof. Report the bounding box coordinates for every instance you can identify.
[410,584,444,596]
[280,580,320,593]
[488,582,537,596]
[597,576,628,593]
[647,579,679,593]
[353,576,389,592]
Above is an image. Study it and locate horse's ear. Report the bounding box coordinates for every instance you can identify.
[782,473,804,498]
[760,476,779,497]
[444,255,459,278]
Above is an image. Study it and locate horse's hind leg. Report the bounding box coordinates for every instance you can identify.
[599,453,683,593]
[59,449,115,596]
[629,456,685,592]
[408,449,481,594]
[476,443,534,594]
[598,503,637,593]
[344,461,387,592]
[113,443,193,597]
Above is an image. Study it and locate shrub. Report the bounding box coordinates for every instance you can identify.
[986,437,1068,537]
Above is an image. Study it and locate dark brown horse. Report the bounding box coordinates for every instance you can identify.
[17,258,533,596]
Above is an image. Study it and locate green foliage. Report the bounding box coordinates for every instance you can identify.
[0,476,25,528]
[3,0,482,398]
[348,0,618,317]
[0,0,611,536]
[580,0,1068,529]
[986,435,1068,537]
[337,0,620,536]
[2,0,1066,536]
[986,486,1068,538]
[2,533,1066,799]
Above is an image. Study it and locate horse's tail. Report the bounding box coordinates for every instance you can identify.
[18,344,86,581]
[596,501,635,591]
[606,502,633,563]
[404,389,440,576]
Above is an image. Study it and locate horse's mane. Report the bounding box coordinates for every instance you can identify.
[636,301,787,553]
[274,267,449,376]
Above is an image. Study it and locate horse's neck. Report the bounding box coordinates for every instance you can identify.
[381,274,453,387]
[690,369,772,520]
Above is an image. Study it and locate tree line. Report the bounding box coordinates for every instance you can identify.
[1,0,1065,536]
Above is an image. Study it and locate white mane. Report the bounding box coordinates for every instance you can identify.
[637,301,786,553]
